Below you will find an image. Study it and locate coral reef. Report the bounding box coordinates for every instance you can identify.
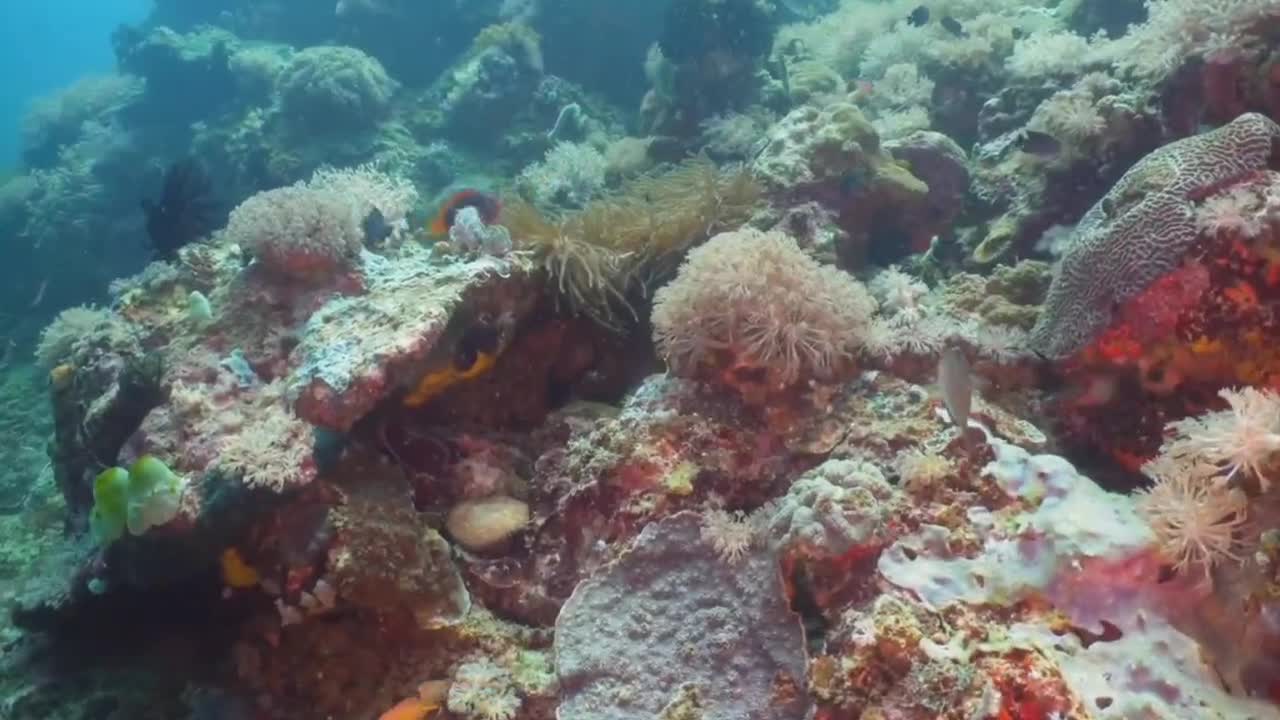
[7,0,1280,718]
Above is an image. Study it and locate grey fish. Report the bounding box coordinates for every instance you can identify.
[937,346,972,437]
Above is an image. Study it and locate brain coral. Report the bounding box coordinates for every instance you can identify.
[1030,113,1280,359]
[278,45,397,133]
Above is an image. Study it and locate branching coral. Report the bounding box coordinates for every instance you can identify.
[1005,30,1094,78]
[1030,90,1106,144]
[304,163,418,241]
[1097,0,1280,83]
[515,141,607,210]
[20,73,144,166]
[873,63,935,110]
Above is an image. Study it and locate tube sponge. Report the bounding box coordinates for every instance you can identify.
[90,455,186,545]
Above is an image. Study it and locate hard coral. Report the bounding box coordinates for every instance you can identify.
[651,228,875,389]
[328,451,471,629]
[1031,112,1280,359]
[278,45,397,134]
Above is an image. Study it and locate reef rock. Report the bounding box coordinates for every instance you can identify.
[753,101,935,266]
[329,454,471,629]
[290,248,541,431]
[554,511,811,720]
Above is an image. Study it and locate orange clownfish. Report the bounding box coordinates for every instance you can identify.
[429,190,502,236]
[403,321,505,408]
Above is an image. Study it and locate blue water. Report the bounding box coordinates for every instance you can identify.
[0,0,151,169]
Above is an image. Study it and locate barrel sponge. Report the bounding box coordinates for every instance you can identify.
[278,45,397,133]
[225,185,363,279]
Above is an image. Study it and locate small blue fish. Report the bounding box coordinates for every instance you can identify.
[362,207,394,246]
[940,16,968,37]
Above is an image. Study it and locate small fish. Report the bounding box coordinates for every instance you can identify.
[430,189,501,236]
[378,696,437,720]
[452,321,502,372]
[906,5,930,26]
[1100,196,1117,218]
[839,167,871,195]
[403,315,513,408]
[219,547,260,589]
[29,278,47,308]
[937,346,973,445]
[362,207,394,246]
[1017,129,1062,157]
[940,15,967,37]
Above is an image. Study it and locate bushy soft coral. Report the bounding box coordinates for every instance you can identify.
[1134,387,1280,575]
[1136,454,1247,574]
[1164,386,1280,490]
[515,141,607,209]
[34,305,140,369]
[651,228,876,387]
[225,185,363,280]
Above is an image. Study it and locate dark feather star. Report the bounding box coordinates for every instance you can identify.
[141,158,222,260]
